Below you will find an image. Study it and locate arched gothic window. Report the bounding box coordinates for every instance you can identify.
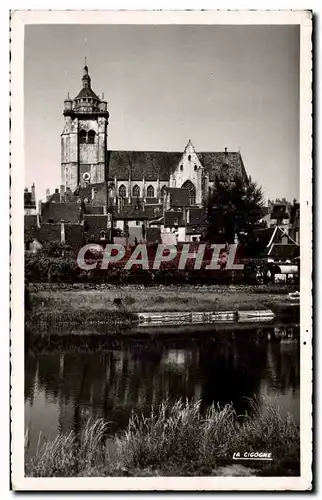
[88,130,96,144]
[119,184,126,198]
[132,185,140,197]
[147,185,154,198]
[182,180,196,205]
[79,129,87,144]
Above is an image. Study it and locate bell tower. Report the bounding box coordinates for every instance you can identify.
[61,62,109,192]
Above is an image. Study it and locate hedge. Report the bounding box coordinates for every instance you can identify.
[25,253,281,285]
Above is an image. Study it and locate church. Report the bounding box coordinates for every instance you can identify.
[26,64,249,246]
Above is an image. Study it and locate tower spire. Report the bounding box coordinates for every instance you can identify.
[82,60,91,89]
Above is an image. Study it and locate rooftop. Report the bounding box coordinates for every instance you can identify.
[106,150,247,182]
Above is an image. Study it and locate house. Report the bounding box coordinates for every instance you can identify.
[259,198,300,241]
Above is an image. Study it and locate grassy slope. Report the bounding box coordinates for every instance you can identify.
[28,285,298,318]
[25,399,300,478]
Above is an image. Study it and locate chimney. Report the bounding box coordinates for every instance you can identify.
[157,175,160,202]
[114,176,117,205]
[46,188,50,201]
[31,183,36,203]
[182,207,186,224]
[37,200,42,228]
[224,147,228,154]
[61,220,65,243]
[36,212,41,228]
[128,173,132,204]
[143,176,146,202]
[107,212,112,232]
[60,185,65,202]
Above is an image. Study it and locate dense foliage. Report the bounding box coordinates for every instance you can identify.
[25,244,296,285]
[205,175,266,245]
[25,253,249,285]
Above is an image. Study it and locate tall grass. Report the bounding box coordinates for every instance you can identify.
[25,419,112,477]
[25,399,300,477]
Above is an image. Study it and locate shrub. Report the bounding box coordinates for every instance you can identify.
[39,241,73,258]
[25,251,298,286]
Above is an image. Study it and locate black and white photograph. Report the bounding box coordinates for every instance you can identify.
[10,9,312,491]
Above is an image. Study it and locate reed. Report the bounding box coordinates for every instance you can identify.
[25,399,300,477]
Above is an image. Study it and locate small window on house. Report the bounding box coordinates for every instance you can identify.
[136,221,140,226]
[88,130,95,144]
[282,235,288,245]
[48,218,54,223]
[100,230,107,240]
[79,129,87,144]
[173,218,178,226]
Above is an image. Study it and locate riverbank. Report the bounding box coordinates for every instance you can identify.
[25,399,300,477]
[26,283,299,327]
[25,322,299,353]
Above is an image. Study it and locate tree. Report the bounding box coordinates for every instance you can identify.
[204,174,265,245]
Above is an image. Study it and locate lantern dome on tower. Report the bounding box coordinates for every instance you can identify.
[74,63,100,109]
[63,61,109,116]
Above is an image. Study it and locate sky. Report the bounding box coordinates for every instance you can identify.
[24,24,300,203]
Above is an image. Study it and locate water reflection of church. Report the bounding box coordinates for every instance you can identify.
[24,327,300,450]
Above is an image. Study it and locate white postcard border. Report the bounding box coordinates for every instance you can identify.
[10,9,313,491]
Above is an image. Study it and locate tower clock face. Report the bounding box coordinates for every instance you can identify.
[83,172,91,182]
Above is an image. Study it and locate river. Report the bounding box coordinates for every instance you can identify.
[25,324,300,459]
